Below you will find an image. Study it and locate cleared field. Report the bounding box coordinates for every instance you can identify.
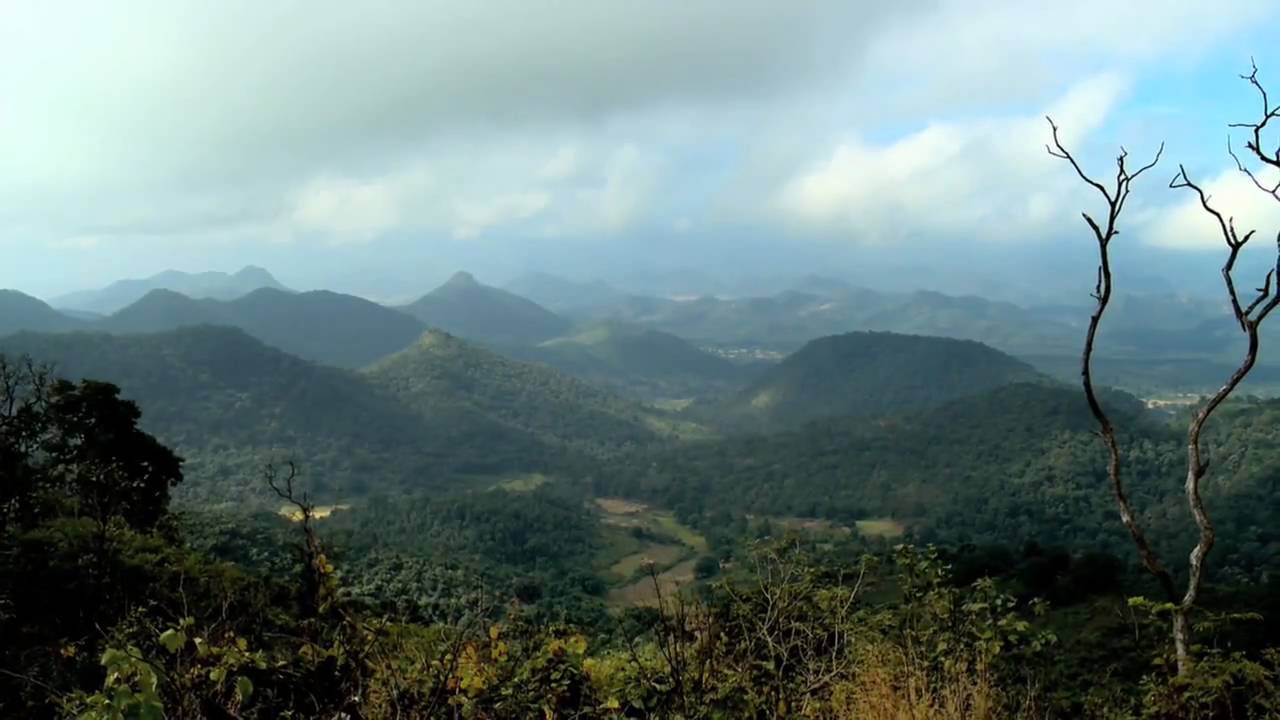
[594,497,709,607]
[651,513,709,552]
[774,516,853,536]
[855,518,906,538]
[495,473,550,492]
[595,497,648,516]
[608,558,699,607]
[278,503,350,522]
[609,543,686,579]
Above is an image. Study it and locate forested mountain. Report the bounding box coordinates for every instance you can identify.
[52,265,289,314]
[364,329,704,454]
[858,290,1080,356]
[580,286,1075,354]
[694,330,1044,431]
[0,290,84,336]
[400,271,572,345]
[504,319,747,400]
[608,381,1280,571]
[0,327,563,503]
[98,289,220,332]
[98,287,428,368]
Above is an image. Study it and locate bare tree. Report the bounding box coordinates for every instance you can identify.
[1047,62,1280,676]
[267,461,332,620]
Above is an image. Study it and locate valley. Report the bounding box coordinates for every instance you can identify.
[11,11,1280,715]
[7,265,1280,717]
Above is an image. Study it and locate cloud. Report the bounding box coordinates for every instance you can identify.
[291,175,416,244]
[540,147,582,182]
[2,0,1278,297]
[856,0,1276,114]
[1142,166,1280,250]
[577,145,658,234]
[453,192,551,240]
[774,74,1130,243]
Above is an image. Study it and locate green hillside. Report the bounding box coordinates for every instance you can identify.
[506,319,746,400]
[696,330,1045,431]
[606,382,1280,568]
[98,287,427,368]
[97,289,220,332]
[364,329,706,454]
[399,271,572,345]
[0,290,85,336]
[0,327,560,504]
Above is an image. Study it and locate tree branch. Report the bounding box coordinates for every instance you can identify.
[1046,118,1174,602]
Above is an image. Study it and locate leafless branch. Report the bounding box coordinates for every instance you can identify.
[1046,118,1175,602]
[1168,168,1280,640]
[1227,59,1280,201]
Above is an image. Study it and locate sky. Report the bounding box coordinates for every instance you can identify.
[3,0,1280,303]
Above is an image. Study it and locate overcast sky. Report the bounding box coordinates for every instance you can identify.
[3,0,1280,301]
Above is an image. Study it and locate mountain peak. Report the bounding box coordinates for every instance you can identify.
[233,265,279,283]
[444,270,479,288]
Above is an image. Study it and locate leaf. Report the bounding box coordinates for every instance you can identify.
[158,628,185,654]
[210,666,227,684]
[235,675,254,703]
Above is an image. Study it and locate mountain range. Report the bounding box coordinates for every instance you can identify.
[51,266,290,314]
[0,325,687,504]
[98,287,428,368]
[3,267,1272,400]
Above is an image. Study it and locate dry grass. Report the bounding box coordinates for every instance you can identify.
[829,645,1039,720]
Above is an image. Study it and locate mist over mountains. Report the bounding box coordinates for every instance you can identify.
[1,263,1260,396]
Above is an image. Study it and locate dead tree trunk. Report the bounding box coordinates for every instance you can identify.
[1047,61,1280,676]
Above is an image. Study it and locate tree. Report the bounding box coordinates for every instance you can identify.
[0,361,181,535]
[1047,62,1280,676]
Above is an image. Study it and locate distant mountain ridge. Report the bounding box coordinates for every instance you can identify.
[502,272,628,314]
[98,287,427,368]
[400,271,572,346]
[506,319,747,400]
[0,290,85,336]
[52,265,290,314]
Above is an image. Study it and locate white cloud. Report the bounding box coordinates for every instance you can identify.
[857,0,1275,113]
[539,147,582,181]
[583,145,657,233]
[774,74,1130,242]
[453,192,551,240]
[289,168,432,244]
[2,0,1278,295]
[1142,166,1280,250]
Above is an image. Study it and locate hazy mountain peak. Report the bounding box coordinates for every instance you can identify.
[233,265,280,283]
[53,266,291,314]
[0,289,84,337]
[402,273,571,346]
[443,270,479,288]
